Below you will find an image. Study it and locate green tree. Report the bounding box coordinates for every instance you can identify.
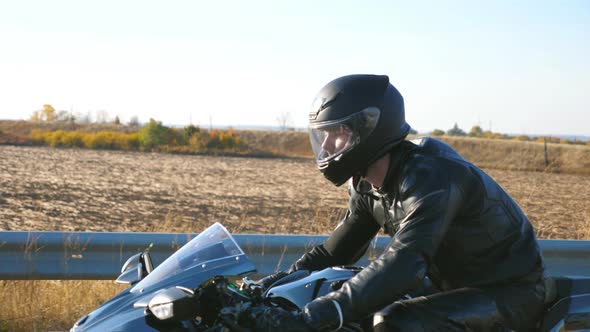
[468,125,484,137]
[183,125,200,141]
[138,119,168,149]
[30,104,57,122]
[447,123,466,136]
[431,129,445,136]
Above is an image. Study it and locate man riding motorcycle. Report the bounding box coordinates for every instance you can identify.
[252,74,545,331]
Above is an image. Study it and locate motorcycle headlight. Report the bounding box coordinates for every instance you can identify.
[150,303,174,320]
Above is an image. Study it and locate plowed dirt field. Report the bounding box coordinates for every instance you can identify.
[1,146,589,239]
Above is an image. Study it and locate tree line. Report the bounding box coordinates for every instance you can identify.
[17,104,590,148]
[29,104,140,127]
[430,123,587,145]
[28,119,246,153]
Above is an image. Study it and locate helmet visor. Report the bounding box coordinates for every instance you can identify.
[309,107,380,164]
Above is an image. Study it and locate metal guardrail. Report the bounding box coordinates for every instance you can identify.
[0,231,589,280]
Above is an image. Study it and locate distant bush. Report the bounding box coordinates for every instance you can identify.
[26,124,247,154]
[207,129,244,150]
[28,129,45,144]
[484,131,507,140]
[46,130,67,147]
[0,130,34,145]
[513,135,530,141]
[535,136,561,144]
[468,125,484,138]
[62,131,85,147]
[447,123,466,136]
[431,129,445,136]
[29,129,141,151]
[127,133,140,150]
[83,132,122,149]
[188,131,205,152]
[138,119,168,149]
[183,125,200,142]
[39,130,85,147]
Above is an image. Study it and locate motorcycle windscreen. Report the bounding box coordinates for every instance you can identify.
[130,223,247,293]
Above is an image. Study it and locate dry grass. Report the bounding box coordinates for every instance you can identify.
[440,136,590,175]
[237,130,312,158]
[237,131,590,176]
[0,280,126,332]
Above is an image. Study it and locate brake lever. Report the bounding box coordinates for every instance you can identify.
[240,277,262,291]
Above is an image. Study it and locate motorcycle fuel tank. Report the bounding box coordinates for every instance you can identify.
[265,267,361,309]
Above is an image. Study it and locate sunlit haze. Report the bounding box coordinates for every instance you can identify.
[0,0,588,136]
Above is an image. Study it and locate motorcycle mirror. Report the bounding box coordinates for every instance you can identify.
[147,286,198,322]
[115,251,154,285]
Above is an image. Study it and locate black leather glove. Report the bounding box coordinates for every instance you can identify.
[249,298,343,332]
[302,297,344,331]
[251,306,313,332]
[255,271,289,290]
[254,269,313,295]
[254,244,333,291]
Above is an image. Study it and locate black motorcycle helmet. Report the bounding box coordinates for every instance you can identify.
[308,74,411,186]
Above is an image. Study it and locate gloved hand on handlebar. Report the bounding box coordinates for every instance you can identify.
[254,244,335,291]
[255,269,312,292]
[255,271,289,290]
[250,297,344,332]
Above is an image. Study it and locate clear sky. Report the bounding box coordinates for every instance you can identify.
[0,0,588,136]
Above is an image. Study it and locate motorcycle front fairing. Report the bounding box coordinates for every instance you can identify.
[71,223,256,332]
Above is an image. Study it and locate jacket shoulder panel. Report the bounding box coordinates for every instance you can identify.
[409,137,466,162]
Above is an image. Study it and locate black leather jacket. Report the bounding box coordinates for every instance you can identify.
[298,137,544,322]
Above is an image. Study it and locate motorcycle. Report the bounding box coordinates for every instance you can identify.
[71,223,590,331]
